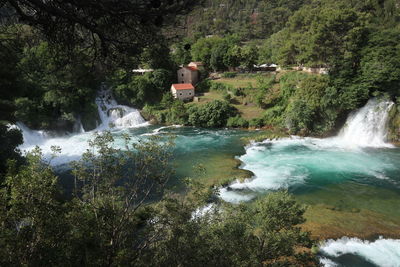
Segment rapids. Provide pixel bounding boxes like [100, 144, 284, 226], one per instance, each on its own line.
[319, 237, 400, 267]
[17, 87, 149, 165]
[219, 98, 397, 203]
[15, 95, 400, 266]
[216, 97, 400, 266]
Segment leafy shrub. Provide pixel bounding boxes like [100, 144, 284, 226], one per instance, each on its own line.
[222, 92, 232, 102]
[232, 87, 245, 96]
[222, 72, 237, 78]
[187, 100, 238, 127]
[227, 115, 249, 128]
[210, 82, 231, 91]
[196, 79, 212, 93]
[249, 118, 265, 128]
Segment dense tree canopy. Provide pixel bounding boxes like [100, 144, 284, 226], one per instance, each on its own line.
[0, 0, 198, 61]
[0, 133, 318, 266]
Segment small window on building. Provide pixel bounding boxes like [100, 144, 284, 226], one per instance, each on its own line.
[180, 93, 182, 95]
[181, 73, 184, 77]
[189, 93, 191, 95]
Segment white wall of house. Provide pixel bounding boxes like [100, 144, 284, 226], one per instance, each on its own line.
[171, 87, 195, 101]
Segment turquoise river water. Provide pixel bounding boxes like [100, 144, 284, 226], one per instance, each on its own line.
[16, 94, 400, 267]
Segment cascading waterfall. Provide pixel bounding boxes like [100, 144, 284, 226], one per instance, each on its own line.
[16, 122, 48, 147]
[220, 97, 397, 203]
[16, 85, 148, 165]
[216, 97, 400, 266]
[95, 86, 147, 130]
[337, 98, 394, 147]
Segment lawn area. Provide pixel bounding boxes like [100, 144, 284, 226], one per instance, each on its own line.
[188, 90, 265, 120]
[186, 73, 278, 120]
[213, 73, 273, 89]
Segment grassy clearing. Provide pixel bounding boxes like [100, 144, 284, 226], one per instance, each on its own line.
[214, 73, 273, 89]
[189, 90, 265, 120]
[189, 74, 270, 120]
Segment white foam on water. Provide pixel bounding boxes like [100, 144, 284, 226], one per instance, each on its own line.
[219, 98, 397, 203]
[16, 86, 149, 166]
[320, 237, 400, 267]
[16, 122, 49, 147]
[319, 257, 338, 267]
[95, 88, 149, 130]
[219, 186, 256, 204]
[140, 125, 182, 136]
[336, 98, 394, 148]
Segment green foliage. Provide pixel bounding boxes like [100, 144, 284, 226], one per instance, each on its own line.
[188, 100, 238, 127]
[249, 118, 265, 128]
[191, 35, 257, 71]
[0, 124, 23, 181]
[0, 35, 100, 131]
[222, 92, 232, 103]
[145, 191, 317, 267]
[140, 43, 175, 70]
[240, 45, 259, 70]
[1, 133, 175, 265]
[210, 81, 233, 92]
[164, 101, 189, 125]
[0, 134, 318, 266]
[191, 36, 225, 68]
[227, 116, 249, 128]
[260, 72, 339, 134]
[171, 40, 193, 66]
[254, 75, 277, 108]
[224, 45, 242, 69]
[265, 3, 369, 67]
[357, 29, 400, 98]
[222, 72, 237, 78]
[185, 0, 307, 40]
[210, 42, 229, 71]
[0, 148, 67, 265]
[196, 79, 212, 93]
[110, 68, 173, 108]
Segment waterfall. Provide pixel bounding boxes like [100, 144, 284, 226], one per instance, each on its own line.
[72, 117, 85, 133]
[15, 85, 148, 165]
[15, 122, 48, 147]
[337, 98, 394, 147]
[95, 87, 147, 130]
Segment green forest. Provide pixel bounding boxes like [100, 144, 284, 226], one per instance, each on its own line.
[1, 0, 400, 266]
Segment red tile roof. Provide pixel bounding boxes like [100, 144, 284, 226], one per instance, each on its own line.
[185, 66, 198, 71]
[172, 83, 195, 90]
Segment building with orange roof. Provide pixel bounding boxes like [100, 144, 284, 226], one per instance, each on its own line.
[170, 83, 195, 101]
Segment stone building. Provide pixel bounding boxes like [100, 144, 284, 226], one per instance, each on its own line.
[177, 66, 199, 85]
[170, 83, 195, 101]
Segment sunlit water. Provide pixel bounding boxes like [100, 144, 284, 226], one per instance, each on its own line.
[15, 96, 400, 267]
